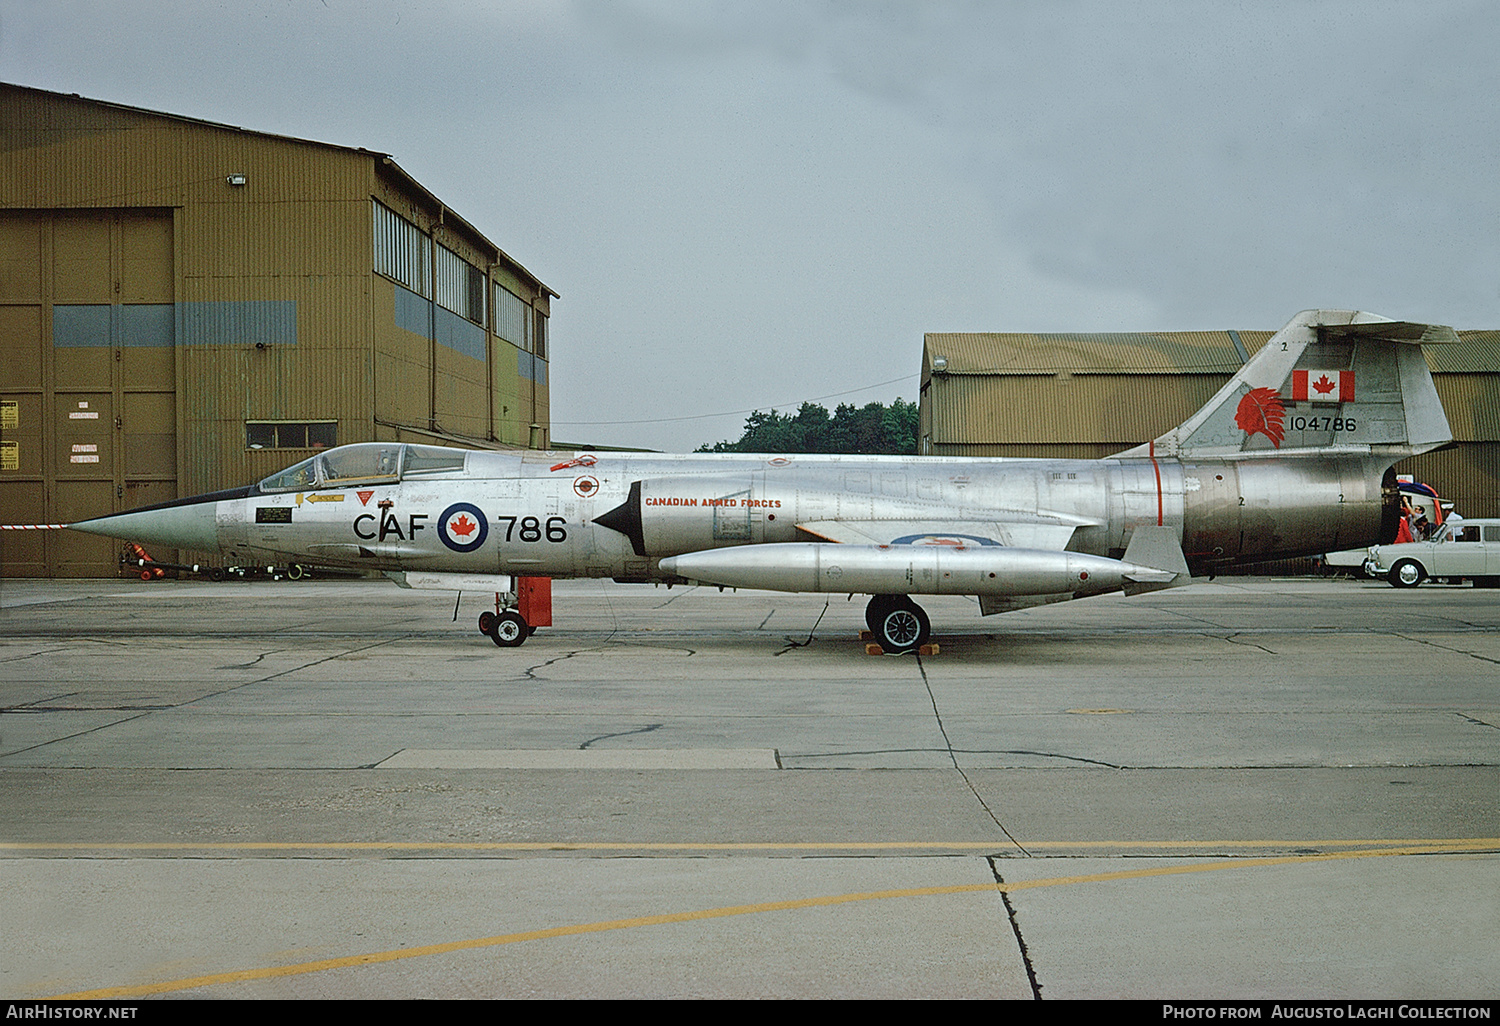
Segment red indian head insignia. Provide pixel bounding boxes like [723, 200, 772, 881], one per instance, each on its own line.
[1235, 387, 1285, 447]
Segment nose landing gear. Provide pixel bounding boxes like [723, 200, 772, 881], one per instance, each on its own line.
[476, 585, 535, 648]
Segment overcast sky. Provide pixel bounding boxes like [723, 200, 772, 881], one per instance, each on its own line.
[6, 1, 1498, 451]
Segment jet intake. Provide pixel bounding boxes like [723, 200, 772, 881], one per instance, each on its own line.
[660, 543, 1184, 598]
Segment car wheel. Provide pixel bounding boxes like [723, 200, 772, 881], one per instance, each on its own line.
[1389, 559, 1426, 588]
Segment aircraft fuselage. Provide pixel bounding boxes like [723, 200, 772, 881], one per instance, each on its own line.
[188, 449, 1390, 582]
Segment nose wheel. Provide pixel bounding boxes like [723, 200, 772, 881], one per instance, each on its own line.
[865, 594, 931, 654]
[477, 608, 531, 647]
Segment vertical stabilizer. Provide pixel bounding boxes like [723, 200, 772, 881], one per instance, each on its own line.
[1113, 310, 1454, 459]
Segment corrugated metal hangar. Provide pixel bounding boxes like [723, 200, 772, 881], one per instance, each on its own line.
[920, 329, 1500, 521]
[0, 84, 555, 577]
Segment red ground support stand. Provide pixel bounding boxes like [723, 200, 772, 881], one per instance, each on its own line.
[517, 576, 552, 628]
[125, 543, 165, 580]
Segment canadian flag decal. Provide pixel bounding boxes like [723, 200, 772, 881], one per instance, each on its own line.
[1292, 369, 1354, 403]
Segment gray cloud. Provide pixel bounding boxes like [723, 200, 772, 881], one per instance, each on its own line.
[5, 1, 1495, 450]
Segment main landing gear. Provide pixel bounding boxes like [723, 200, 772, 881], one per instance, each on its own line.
[864, 594, 931, 654]
[477, 607, 531, 647]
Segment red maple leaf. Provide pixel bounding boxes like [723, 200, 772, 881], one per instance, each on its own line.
[449, 514, 476, 537]
[1234, 387, 1285, 447]
[1313, 374, 1336, 395]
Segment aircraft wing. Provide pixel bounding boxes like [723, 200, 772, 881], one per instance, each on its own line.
[796, 519, 1079, 551]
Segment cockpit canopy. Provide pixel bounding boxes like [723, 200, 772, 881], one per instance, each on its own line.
[256, 443, 469, 493]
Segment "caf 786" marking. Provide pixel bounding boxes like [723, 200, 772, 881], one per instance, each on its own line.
[353, 512, 568, 543]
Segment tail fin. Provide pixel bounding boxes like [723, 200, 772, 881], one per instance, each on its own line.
[1114, 309, 1454, 459]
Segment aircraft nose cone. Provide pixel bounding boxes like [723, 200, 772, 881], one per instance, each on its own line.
[69, 498, 223, 553]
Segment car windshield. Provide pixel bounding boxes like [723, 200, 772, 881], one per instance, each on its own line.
[256, 443, 467, 493]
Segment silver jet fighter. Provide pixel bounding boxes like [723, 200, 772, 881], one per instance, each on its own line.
[69, 309, 1455, 651]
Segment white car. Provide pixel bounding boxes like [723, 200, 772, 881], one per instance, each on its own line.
[1364, 518, 1500, 588]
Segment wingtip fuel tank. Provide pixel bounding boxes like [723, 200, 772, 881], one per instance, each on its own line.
[659, 542, 1188, 599]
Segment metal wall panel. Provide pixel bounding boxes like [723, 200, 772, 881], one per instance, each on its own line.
[926, 372, 1227, 446]
[2, 305, 44, 389]
[1432, 374, 1500, 441]
[0, 215, 43, 303]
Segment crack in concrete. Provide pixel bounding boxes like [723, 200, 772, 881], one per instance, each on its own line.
[522, 649, 586, 681]
[916, 653, 1031, 856]
[783, 748, 1126, 768]
[1458, 712, 1500, 732]
[1219, 633, 1277, 655]
[1, 692, 81, 711]
[0, 711, 153, 759]
[1383, 631, 1500, 666]
[651, 585, 698, 610]
[216, 652, 272, 670]
[988, 856, 1043, 1000]
[0, 646, 73, 665]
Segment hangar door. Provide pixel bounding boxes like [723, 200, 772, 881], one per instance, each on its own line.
[0, 209, 177, 577]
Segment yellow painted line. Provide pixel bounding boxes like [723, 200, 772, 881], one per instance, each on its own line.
[3, 838, 1499, 853]
[45, 842, 1498, 1000]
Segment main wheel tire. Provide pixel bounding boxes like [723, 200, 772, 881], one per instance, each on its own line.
[875, 600, 930, 654]
[865, 594, 900, 637]
[490, 610, 529, 647]
[1389, 559, 1426, 588]
[478, 611, 496, 636]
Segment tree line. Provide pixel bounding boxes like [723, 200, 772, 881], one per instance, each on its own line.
[697, 399, 918, 455]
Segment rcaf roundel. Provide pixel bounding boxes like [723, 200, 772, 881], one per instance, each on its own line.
[438, 502, 488, 553]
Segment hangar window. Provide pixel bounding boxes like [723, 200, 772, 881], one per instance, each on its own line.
[534, 308, 548, 361]
[246, 421, 338, 451]
[495, 285, 529, 350]
[436, 244, 486, 326]
[373, 202, 430, 297]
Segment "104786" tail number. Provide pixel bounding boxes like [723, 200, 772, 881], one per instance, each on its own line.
[1288, 415, 1356, 432]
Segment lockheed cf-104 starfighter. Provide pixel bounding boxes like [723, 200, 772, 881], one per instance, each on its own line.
[67, 309, 1456, 651]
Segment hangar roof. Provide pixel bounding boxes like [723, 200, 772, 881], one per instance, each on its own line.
[922, 331, 1272, 376]
[923, 328, 1500, 377]
[1, 82, 555, 298]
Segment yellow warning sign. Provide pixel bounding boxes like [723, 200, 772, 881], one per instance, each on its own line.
[0, 401, 16, 429]
[1, 440, 17, 471]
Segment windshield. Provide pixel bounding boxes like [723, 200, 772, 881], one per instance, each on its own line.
[256, 442, 468, 493]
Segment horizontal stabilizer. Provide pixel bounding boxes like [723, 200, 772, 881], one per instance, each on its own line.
[1319, 321, 1459, 345]
[1121, 525, 1192, 595]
